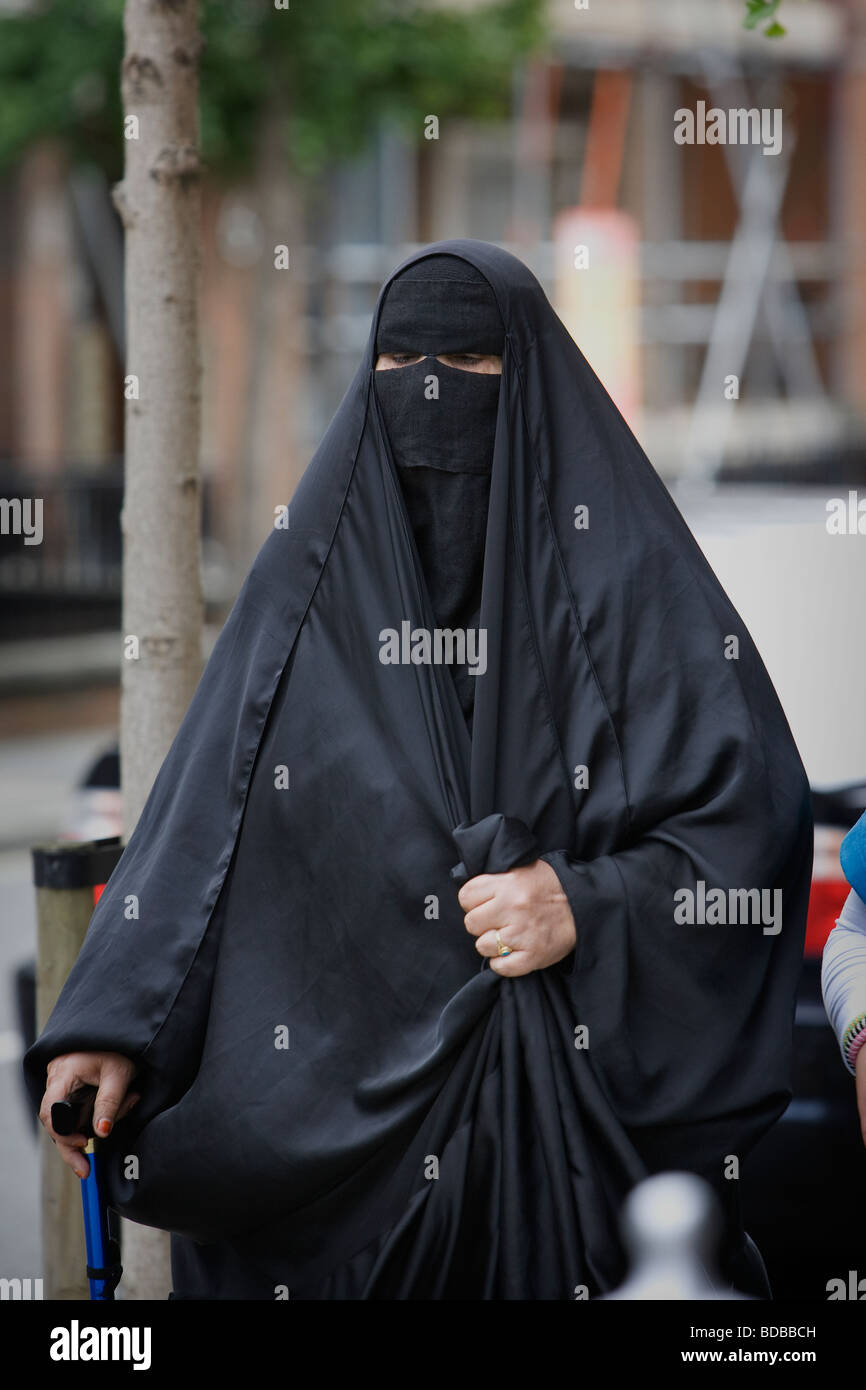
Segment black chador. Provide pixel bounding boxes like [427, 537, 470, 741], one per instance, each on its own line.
[24, 242, 813, 1299]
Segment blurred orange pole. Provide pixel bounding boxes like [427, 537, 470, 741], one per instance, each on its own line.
[580, 70, 633, 209]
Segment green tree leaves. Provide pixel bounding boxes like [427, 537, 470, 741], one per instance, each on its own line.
[0, 0, 543, 176]
[743, 1, 787, 38]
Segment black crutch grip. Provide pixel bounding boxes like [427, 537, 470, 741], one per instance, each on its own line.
[51, 1083, 98, 1138]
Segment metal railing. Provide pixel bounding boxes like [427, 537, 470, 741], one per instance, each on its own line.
[0, 466, 123, 600]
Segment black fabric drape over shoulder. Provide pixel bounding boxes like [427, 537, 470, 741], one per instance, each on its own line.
[24, 240, 813, 1300]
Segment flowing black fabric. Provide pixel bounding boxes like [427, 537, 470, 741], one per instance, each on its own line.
[23, 239, 813, 1301]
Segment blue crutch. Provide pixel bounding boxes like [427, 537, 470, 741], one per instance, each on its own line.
[51, 1083, 122, 1300]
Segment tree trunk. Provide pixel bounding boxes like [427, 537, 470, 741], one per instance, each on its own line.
[111, 0, 204, 1300]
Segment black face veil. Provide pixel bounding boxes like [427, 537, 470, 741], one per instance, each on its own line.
[23, 240, 813, 1300]
[374, 255, 505, 727]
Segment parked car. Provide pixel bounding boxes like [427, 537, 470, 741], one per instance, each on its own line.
[742, 782, 866, 1300]
[678, 483, 866, 1300]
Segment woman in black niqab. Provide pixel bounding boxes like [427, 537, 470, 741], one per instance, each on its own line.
[24, 241, 813, 1300]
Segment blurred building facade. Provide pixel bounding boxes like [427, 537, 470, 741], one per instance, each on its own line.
[1, 0, 864, 638]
